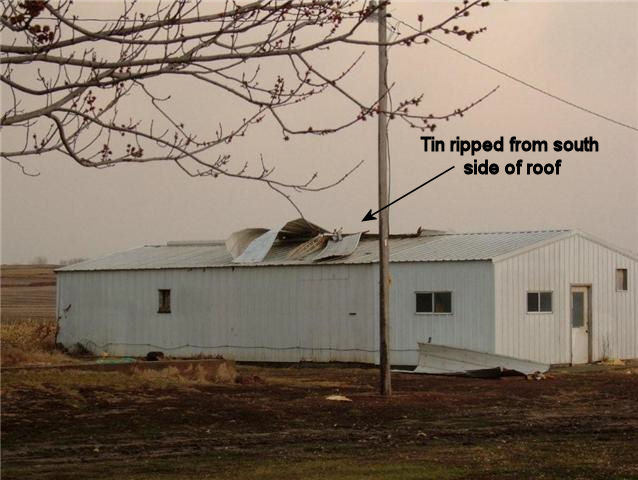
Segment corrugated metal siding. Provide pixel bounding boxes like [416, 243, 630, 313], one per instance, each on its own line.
[384, 261, 495, 365]
[494, 234, 637, 364]
[57, 230, 570, 271]
[57, 264, 377, 363]
[57, 260, 494, 365]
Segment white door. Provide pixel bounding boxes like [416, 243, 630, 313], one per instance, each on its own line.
[571, 286, 590, 364]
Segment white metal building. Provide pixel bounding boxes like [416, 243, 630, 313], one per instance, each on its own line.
[56, 229, 637, 365]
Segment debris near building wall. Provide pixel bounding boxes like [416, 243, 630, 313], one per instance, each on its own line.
[396, 343, 550, 378]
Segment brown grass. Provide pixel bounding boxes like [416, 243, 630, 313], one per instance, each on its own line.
[1, 265, 72, 366]
[1, 318, 71, 366]
[1, 366, 218, 401]
[132, 365, 213, 385]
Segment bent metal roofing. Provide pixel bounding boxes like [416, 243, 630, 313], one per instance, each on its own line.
[58, 229, 572, 272]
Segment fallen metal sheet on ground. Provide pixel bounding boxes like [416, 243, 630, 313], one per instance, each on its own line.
[395, 343, 550, 377]
[393, 366, 507, 378]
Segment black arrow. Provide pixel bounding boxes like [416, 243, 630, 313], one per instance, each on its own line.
[362, 165, 455, 222]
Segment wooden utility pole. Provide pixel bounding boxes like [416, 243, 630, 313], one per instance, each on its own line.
[377, 0, 391, 396]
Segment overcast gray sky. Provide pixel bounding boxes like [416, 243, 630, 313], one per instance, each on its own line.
[1, 1, 637, 264]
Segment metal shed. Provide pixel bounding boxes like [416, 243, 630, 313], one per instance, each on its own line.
[56, 229, 637, 365]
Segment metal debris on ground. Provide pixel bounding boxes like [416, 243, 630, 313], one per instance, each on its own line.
[395, 343, 550, 378]
[325, 395, 352, 402]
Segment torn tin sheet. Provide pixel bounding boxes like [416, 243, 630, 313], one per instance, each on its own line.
[397, 343, 550, 377]
[225, 228, 269, 260]
[232, 227, 281, 264]
[278, 218, 327, 239]
[314, 232, 363, 262]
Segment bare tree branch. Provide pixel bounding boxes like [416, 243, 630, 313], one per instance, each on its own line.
[1, 0, 494, 211]
[3, 156, 40, 176]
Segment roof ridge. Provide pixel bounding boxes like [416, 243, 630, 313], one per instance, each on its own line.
[424, 229, 572, 236]
[150, 230, 573, 246]
[166, 240, 226, 246]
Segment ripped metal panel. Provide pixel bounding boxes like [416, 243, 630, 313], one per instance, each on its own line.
[226, 228, 269, 259]
[314, 232, 363, 262]
[229, 218, 330, 263]
[287, 235, 328, 260]
[279, 218, 327, 240]
[233, 228, 281, 264]
[412, 343, 549, 376]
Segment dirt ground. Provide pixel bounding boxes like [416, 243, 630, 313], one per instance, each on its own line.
[2, 265, 638, 479]
[2, 363, 638, 480]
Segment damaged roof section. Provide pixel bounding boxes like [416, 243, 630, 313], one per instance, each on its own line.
[278, 218, 327, 240]
[56, 227, 574, 272]
[225, 228, 269, 260]
[230, 228, 279, 264]
[227, 218, 362, 264]
[314, 232, 362, 261]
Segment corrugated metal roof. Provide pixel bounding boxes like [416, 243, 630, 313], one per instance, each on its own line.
[58, 230, 571, 272]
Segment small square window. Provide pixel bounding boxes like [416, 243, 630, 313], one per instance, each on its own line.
[616, 269, 628, 291]
[158, 289, 171, 313]
[416, 292, 452, 314]
[527, 291, 552, 313]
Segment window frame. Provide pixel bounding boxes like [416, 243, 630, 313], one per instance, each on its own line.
[415, 291, 453, 315]
[616, 268, 628, 292]
[526, 290, 553, 314]
[158, 288, 172, 314]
